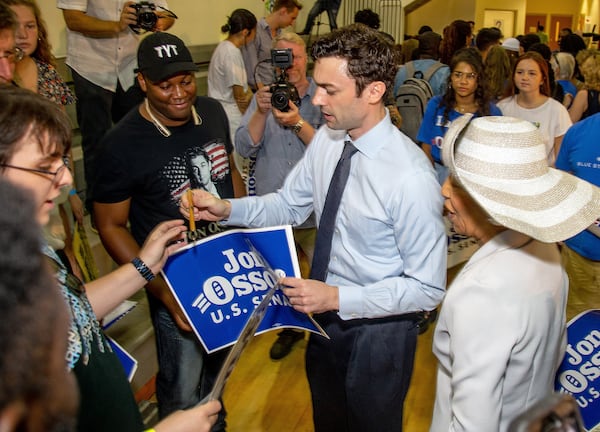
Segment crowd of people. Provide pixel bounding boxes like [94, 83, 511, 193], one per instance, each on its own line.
[1, 1, 600, 432]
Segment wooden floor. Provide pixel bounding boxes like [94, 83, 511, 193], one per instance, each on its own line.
[222, 317, 438, 432]
[222, 264, 467, 432]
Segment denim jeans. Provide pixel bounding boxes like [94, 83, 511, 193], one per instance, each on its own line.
[147, 294, 228, 430]
[302, 0, 341, 33]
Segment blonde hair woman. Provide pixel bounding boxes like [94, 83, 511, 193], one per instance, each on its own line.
[568, 49, 600, 122]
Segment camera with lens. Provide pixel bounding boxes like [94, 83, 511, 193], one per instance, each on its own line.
[130, 1, 158, 32]
[270, 48, 301, 112]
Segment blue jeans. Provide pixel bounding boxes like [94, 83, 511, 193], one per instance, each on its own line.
[147, 294, 227, 429]
[302, 0, 341, 32]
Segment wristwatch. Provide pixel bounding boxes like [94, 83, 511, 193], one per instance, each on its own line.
[292, 119, 305, 134]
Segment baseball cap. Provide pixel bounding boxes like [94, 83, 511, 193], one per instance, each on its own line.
[501, 37, 520, 52]
[136, 32, 199, 82]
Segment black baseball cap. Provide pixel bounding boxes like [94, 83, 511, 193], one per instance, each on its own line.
[136, 32, 199, 82]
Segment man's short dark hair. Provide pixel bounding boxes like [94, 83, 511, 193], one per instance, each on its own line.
[311, 23, 399, 100]
[418, 25, 433, 35]
[273, 0, 302, 12]
[0, 3, 17, 31]
[520, 33, 541, 52]
[475, 27, 503, 52]
[418, 31, 442, 59]
[354, 9, 380, 30]
[560, 33, 586, 57]
[528, 42, 551, 61]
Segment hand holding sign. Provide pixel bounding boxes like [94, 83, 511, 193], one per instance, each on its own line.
[161, 225, 327, 353]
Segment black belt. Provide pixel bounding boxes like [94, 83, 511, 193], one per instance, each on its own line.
[315, 310, 427, 328]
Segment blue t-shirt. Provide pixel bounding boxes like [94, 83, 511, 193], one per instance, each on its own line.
[558, 79, 577, 98]
[416, 95, 502, 164]
[555, 112, 600, 260]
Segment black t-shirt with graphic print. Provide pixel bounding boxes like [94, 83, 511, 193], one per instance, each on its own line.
[93, 96, 235, 246]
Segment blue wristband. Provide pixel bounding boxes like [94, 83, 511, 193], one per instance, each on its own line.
[69, 188, 77, 196]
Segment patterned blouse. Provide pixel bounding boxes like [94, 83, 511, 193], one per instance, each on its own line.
[43, 244, 109, 369]
[34, 58, 76, 106]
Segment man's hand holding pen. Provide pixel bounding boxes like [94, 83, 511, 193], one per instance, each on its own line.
[180, 189, 232, 223]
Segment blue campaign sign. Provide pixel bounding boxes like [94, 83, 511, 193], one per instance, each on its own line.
[554, 309, 600, 431]
[161, 225, 326, 353]
[106, 337, 138, 382]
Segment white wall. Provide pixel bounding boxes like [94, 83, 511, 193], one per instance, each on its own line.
[39, 1, 314, 58]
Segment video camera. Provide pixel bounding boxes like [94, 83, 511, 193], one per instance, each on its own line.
[129, 2, 178, 34]
[270, 48, 301, 112]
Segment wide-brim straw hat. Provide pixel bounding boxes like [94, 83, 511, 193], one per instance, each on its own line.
[441, 114, 600, 243]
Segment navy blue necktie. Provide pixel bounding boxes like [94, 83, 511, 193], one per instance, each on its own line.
[310, 140, 358, 282]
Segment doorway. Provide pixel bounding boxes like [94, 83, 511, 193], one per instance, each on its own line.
[525, 14, 545, 35]
[550, 15, 574, 51]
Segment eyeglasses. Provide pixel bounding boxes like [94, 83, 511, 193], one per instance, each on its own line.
[0, 156, 70, 185]
[0, 47, 24, 64]
[452, 71, 478, 81]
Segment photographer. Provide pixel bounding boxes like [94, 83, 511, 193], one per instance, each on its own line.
[58, 0, 174, 210]
[235, 31, 323, 359]
[241, 0, 302, 91]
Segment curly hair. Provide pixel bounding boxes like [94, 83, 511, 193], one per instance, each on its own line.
[0, 179, 75, 431]
[354, 8, 380, 30]
[441, 47, 493, 122]
[439, 20, 472, 65]
[577, 49, 600, 91]
[510, 51, 551, 97]
[3, 0, 54, 66]
[0, 87, 72, 165]
[311, 23, 399, 100]
[484, 45, 512, 100]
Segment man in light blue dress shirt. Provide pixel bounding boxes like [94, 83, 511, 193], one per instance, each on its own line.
[183, 24, 446, 432]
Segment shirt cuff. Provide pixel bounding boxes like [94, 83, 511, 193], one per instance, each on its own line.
[337, 284, 364, 320]
[225, 199, 243, 225]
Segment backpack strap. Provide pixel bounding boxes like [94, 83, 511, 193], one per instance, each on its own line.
[404, 61, 416, 80]
[422, 61, 445, 82]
